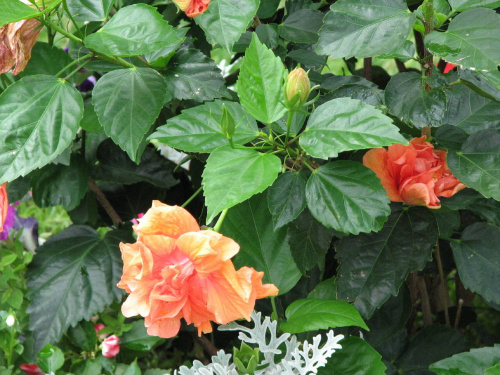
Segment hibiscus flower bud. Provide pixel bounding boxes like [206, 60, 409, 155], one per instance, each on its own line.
[284, 68, 310, 109]
[172, 0, 210, 17]
[0, 183, 8, 232]
[102, 335, 120, 358]
[220, 104, 235, 139]
[20, 364, 45, 375]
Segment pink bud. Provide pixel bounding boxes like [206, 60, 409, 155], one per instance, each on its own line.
[94, 323, 106, 334]
[20, 364, 45, 375]
[102, 335, 120, 358]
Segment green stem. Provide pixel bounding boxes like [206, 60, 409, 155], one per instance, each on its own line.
[301, 157, 315, 173]
[270, 296, 279, 321]
[63, 58, 92, 80]
[56, 53, 93, 77]
[40, 17, 83, 44]
[181, 186, 203, 208]
[284, 111, 294, 146]
[62, 0, 84, 39]
[213, 209, 228, 233]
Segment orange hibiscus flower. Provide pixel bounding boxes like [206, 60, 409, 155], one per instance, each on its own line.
[172, 0, 210, 17]
[363, 137, 465, 209]
[0, 183, 8, 232]
[117, 201, 278, 338]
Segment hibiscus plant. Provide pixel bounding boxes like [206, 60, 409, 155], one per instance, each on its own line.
[1, 0, 500, 373]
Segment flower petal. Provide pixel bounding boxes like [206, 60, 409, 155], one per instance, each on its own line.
[363, 148, 401, 201]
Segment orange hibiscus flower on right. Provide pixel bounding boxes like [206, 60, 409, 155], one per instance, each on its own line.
[363, 137, 466, 209]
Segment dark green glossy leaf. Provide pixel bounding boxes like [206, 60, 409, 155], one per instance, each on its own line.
[279, 9, 323, 44]
[122, 359, 141, 375]
[385, 72, 446, 128]
[37, 344, 64, 373]
[92, 68, 169, 162]
[236, 33, 287, 124]
[448, 0, 500, 11]
[257, 0, 280, 18]
[67, 320, 97, 352]
[281, 298, 369, 333]
[220, 192, 301, 295]
[0, 75, 83, 182]
[433, 207, 460, 239]
[288, 209, 334, 274]
[31, 155, 89, 211]
[430, 345, 500, 375]
[459, 69, 500, 103]
[306, 161, 391, 235]
[80, 105, 103, 132]
[202, 146, 281, 223]
[143, 29, 187, 68]
[19, 43, 73, 79]
[120, 320, 164, 352]
[316, 0, 415, 59]
[91, 140, 178, 188]
[67, 0, 116, 21]
[27, 225, 134, 355]
[377, 40, 416, 62]
[6, 176, 30, 202]
[195, 0, 259, 53]
[84, 4, 178, 56]
[163, 49, 230, 102]
[71, 358, 102, 375]
[435, 125, 469, 151]
[319, 84, 385, 107]
[68, 192, 99, 226]
[307, 277, 337, 300]
[255, 24, 279, 49]
[300, 98, 406, 159]
[336, 206, 438, 317]
[447, 129, 500, 201]
[425, 9, 500, 72]
[318, 337, 386, 375]
[467, 198, 500, 226]
[150, 100, 258, 153]
[451, 223, 500, 304]
[268, 172, 307, 230]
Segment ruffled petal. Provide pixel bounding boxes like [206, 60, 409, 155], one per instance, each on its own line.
[185, 0, 210, 17]
[0, 183, 8, 232]
[363, 148, 401, 201]
[121, 279, 159, 317]
[145, 313, 182, 338]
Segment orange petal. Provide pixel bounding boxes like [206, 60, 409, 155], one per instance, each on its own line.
[117, 242, 145, 292]
[176, 232, 221, 274]
[200, 230, 240, 261]
[363, 148, 401, 202]
[145, 314, 182, 338]
[0, 183, 8, 232]
[121, 279, 159, 317]
[185, 0, 210, 17]
[135, 201, 200, 239]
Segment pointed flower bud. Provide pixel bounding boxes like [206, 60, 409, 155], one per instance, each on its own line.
[284, 68, 310, 109]
[172, 0, 210, 17]
[220, 104, 235, 139]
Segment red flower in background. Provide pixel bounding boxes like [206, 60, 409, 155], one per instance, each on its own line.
[0, 183, 8, 232]
[363, 137, 465, 209]
[172, 0, 210, 17]
[20, 364, 45, 375]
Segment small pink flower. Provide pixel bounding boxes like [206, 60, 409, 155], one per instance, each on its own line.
[94, 323, 106, 334]
[20, 364, 45, 375]
[102, 335, 120, 358]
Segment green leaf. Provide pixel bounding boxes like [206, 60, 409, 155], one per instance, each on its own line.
[0, 75, 83, 183]
[467, 198, 500, 226]
[306, 161, 391, 235]
[435, 125, 469, 151]
[451, 223, 500, 304]
[92, 68, 169, 162]
[80, 105, 103, 132]
[91, 139, 178, 188]
[300, 98, 407, 159]
[308, 277, 337, 300]
[385, 72, 447, 128]
[425, 9, 500, 72]
[459, 69, 500, 103]
[202, 146, 281, 223]
[84, 4, 178, 56]
[336, 206, 438, 317]
[37, 344, 64, 373]
[123, 359, 141, 375]
[255, 24, 280, 49]
[433, 207, 460, 239]
[71, 358, 102, 375]
[26, 225, 134, 355]
[0, 0, 41, 27]
[66, 0, 116, 21]
[316, 0, 415, 59]
[288, 209, 334, 274]
[267, 172, 307, 230]
[281, 298, 369, 333]
[150, 100, 258, 153]
[120, 320, 164, 352]
[377, 40, 416, 62]
[195, 0, 260, 53]
[447, 129, 500, 201]
[19, 43, 73, 79]
[486, 364, 500, 375]
[162, 49, 230, 102]
[31, 155, 89, 211]
[430, 345, 500, 375]
[318, 337, 386, 375]
[443, 84, 500, 134]
[279, 9, 323, 44]
[220, 192, 301, 295]
[257, 0, 280, 18]
[67, 320, 97, 352]
[448, 0, 500, 11]
[236, 33, 287, 124]
[143, 28, 187, 68]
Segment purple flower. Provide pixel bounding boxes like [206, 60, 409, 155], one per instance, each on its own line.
[0, 206, 15, 240]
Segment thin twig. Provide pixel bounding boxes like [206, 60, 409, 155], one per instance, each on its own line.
[434, 243, 450, 326]
[195, 333, 218, 357]
[88, 178, 123, 227]
[395, 59, 407, 73]
[454, 299, 464, 329]
[417, 276, 433, 326]
[363, 57, 372, 81]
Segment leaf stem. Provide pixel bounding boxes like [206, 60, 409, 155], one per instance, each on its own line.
[213, 209, 228, 233]
[88, 178, 123, 227]
[270, 296, 279, 321]
[40, 17, 82, 44]
[56, 53, 93, 77]
[62, 0, 84, 39]
[434, 242, 450, 326]
[284, 111, 294, 146]
[181, 186, 203, 208]
[63, 58, 92, 80]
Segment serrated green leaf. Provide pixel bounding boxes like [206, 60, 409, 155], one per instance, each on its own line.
[67, 320, 97, 352]
[467, 198, 500, 226]
[162, 49, 230, 102]
[19, 43, 73, 79]
[220, 192, 301, 294]
[451, 223, 500, 304]
[308, 277, 337, 300]
[150, 100, 258, 153]
[306, 161, 391, 235]
[202, 146, 281, 223]
[318, 337, 386, 375]
[435, 125, 469, 151]
[27, 225, 134, 355]
[120, 320, 164, 352]
[143, 28, 187, 68]
[256, 24, 279, 49]
[300, 98, 407, 159]
[430, 345, 500, 375]
[92, 68, 169, 162]
[288, 209, 334, 274]
[377, 40, 416, 62]
[385, 72, 447, 128]
[195, 0, 260, 53]
[459, 69, 500, 103]
[281, 298, 369, 333]
[448, 0, 500, 11]
[336, 205, 438, 317]
[71, 358, 102, 375]
[447, 129, 500, 201]
[0, 0, 40, 27]
[31, 154, 89, 211]
[236, 33, 287, 124]
[257, 0, 279, 18]
[316, 0, 415, 59]
[37, 344, 64, 373]
[90, 139, 178, 188]
[66, 0, 116, 21]
[425, 9, 500, 72]
[84, 4, 178, 56]
[267, 172, 307, 230]
[123, 359, 141, 375]
[0, 75, 83, 183]
[279, 9, 323, 44]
